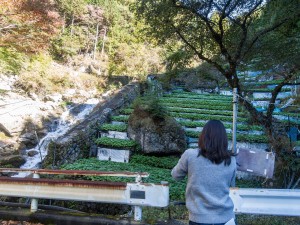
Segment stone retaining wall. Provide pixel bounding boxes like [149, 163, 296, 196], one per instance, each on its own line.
[44, 82, 141, 168]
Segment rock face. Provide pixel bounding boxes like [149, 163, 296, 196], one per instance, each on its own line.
[0, 155, 26, 167]
[0, 73, 96, 167]
[0, 89, 64, 166]
[127, 109, 187, 155]
[44, 82, 141, 168]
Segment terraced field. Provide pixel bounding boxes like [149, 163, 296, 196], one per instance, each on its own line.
[102, 90, 269, 153]
[64, 84, 299, 224]
[97, 85, 299, 157]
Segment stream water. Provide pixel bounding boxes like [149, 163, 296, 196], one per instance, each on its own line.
[13, 98, 99, 177]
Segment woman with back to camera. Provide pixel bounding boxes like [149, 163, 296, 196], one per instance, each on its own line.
[171, 120, 236, 225]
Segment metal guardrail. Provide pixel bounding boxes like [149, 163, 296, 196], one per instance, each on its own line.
[1, 169, 300, 221]
[0, 168, 149, 180]
[230, 188, 300, 216]
[0, 168, 169, 221]
[171, 188, 300, 218]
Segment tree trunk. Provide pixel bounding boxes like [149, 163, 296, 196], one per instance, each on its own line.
[71, 15, 74, 37]
[62, 13, 66, 34]
[93, 23, 99, 60]
[101, 27, 107, 59]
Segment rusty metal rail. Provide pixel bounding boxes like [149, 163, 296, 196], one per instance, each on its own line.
[0, 168, 168, 221]
[0, 168, 149, 179]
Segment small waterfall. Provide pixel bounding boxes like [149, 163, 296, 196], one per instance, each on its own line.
[14, 98, 99, 177]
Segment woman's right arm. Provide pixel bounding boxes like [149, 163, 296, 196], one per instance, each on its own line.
[171, 150, 188, 181]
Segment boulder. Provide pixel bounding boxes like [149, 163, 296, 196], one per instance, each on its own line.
[0, 155, 26, 167]
[43, 93, 63, 103]
[19, 132, 38, 149]
[27, 150, 39, 157]
[0, 140, 19, 157]
[127, 110, 187, 155]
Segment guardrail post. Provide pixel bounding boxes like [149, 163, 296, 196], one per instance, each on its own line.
[133, 174, 143, 221]
[134, 206, 142, 221]
[30, 173, 40, 212]
[135, 175, 142, 183]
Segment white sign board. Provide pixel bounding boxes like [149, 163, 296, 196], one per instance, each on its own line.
[98, 147, 130, 163]
[236, 148, 275, 178]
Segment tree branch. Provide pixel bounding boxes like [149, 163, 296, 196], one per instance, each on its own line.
[292, 177, 300, 189]
[205, 0, 214, 18]
[266, 69, 296, 119]
[172, 1, 234, 63]
[0, 24, 18, 31]
[244, 0, 263, 23]
[287, 171, 295, 189]
[172, 25, 226, 75]
[234, 0, 263, 61]
[242, 13, 299, 59]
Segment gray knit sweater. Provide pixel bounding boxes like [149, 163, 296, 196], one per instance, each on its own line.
[171, 148, 236, 224]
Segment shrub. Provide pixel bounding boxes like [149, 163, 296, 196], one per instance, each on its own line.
[100, 123, 127, 132]
[61, 158, 186, 200]
[95, 137, 137, 150]
[133, 94, 169, 120]
[0, 47, 25, 74]
[130, 154, 179, 169]
[14, 53, 106, 96]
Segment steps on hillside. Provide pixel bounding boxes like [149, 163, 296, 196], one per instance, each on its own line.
[95, 87, 298, 168]
[97, 147, 130, 163]
[188, 141, 268, 151]
[184, 127, 264, 135]
[101, 131, 128, 139]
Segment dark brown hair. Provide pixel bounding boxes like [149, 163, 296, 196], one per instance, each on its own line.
[198, 120, 232, 166]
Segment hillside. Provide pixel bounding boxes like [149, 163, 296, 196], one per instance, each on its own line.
[0, 0, 299, 224]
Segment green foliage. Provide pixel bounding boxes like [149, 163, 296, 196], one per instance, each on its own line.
[51, 33, 83, 61]
[59, 158, 300, 224]
[61, 157, 186, 200]
[170, 112, 247, 123]
[243, 0, 300, 70]
[45, 131, 91, 168]
[133, 94, 169, 120]
[246, 88, 292, 93]
[236, 179, 263, 188]
[160, 97, 232, 106]
[118, 108, 134, 115]
[272, 111, 300, 117]
[166, 107, 237, 117]
[86, 0, 164, 78]
[179, 120, 263, 131]
[130, 154, 179, 170]
[164, 45, 196, 73]
[111, 115, 129, 122]
[245, 79, 285, 85]
[186, 130, 268, 143]
[55, 0, 86, 18]
[60, 101, 73, 108]
[14, 55, 74, 95]
[12, 52, 106, 95]
[276, 151, 300, 188]
[100, 123, 127, 132]
[0, 89, 8, 95]
[237, 214, 300, 225]
[0, 47, 25, 74]
[95, 137, 137, 149]
[162, 102, 232, 111]
[163, 93, 232, 101]
[134, 0, 299, 166]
